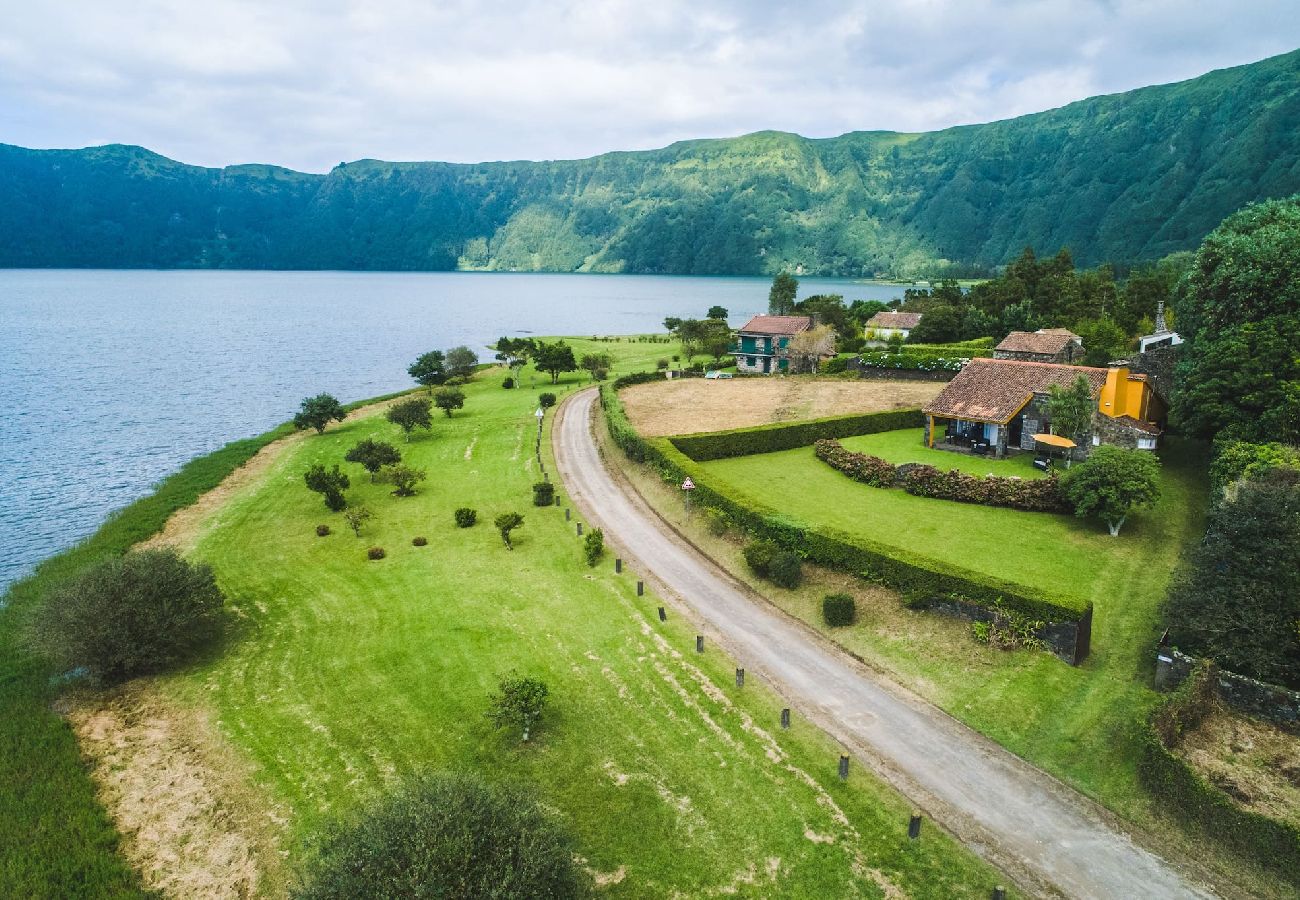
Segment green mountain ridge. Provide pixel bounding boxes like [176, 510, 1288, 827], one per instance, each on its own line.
[2, 49, 1298, 276]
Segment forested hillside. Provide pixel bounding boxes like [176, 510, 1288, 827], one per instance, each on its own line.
[1, 49, 1297, 276]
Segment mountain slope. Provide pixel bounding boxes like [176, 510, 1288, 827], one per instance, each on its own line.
[1, 50, 1297, 276]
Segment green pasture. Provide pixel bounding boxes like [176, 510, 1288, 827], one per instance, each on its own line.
[168, 351, 1009, 896]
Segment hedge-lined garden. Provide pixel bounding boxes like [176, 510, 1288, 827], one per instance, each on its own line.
[601, 382, 1089, 629]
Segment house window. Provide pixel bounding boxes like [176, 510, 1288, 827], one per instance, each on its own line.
[747, 356, 756, 367]
[1137, 437, 1157, 450]
[1092, 434, 1100, 446]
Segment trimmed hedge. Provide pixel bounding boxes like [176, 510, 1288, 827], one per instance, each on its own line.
[669, 408, 925, 461]
[1138, 663, 1300, 884]
[823, 593, 856, 627]
[599, 383, 1088, 625]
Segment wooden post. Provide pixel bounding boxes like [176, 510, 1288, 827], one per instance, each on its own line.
[780, 708, 790, 729]
[735, 668, 744, 687]
[637, 580, 644, 596]
[615, 558, 622, 573]
[576, 522, 583, 536]
[908, 812, 922, 839]
[991, 887, 1006, 900]
[657, 606, 665, 621]
[838, 755, 849, 780]
[695, 635, 704, 653]
[565, 508, 571, 521]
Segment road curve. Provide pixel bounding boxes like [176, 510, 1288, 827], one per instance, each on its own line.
[553, 388, 1214, 900]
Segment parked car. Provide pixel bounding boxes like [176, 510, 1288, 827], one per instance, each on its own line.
[704, 370, 734, 379]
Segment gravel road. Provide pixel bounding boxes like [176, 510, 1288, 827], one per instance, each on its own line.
[553, 387, 1216, 900]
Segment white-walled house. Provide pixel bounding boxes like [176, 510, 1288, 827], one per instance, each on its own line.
[863, 311, 922, 342]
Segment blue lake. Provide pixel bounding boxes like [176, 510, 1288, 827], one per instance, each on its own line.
[0, 269, 909, 589]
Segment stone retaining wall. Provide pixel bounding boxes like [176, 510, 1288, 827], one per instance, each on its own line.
[1155, 648, 1300, 730]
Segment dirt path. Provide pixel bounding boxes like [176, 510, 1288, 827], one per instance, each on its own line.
[554, 388, 1216, 900]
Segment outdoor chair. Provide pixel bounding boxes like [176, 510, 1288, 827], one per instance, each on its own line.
[1033, 455, 1052, 472]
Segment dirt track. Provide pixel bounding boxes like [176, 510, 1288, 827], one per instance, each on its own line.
[621, 377, 942, 436]
[554, 387, 1216, 900]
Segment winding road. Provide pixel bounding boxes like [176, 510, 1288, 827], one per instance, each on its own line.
[553, 388, 1215, 900]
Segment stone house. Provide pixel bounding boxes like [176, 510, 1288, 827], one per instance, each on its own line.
[993, 329, 1085, 364]
[863, 310, 922, 342]
[921, 358, 1165, 458]
[733, 314, 814, 374]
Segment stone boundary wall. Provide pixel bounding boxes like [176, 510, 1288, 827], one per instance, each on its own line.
[846, 363, 956, 382]
[926, 597, 1090, 665]
[1155, 648, 1300, 730]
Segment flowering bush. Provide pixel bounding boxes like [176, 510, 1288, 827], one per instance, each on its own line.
[854, 351, 970, 372]
[814, 439, 897, 487]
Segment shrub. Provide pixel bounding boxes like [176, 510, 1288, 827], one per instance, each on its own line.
[292, 773, 586, 899]
[379, 464, 428, 497]
[494, 512, 524, 549]
[538, 392, 557, 409]
[386, 396, 434, 440]
[743, 540, 779, 576]
[768, 550, 803, 588]
[532, 481, 555, 506]
[315, 524, 330, 537]
[412, 536, 427, 547]
[486, 673, 551, 742]
[433, 386, 466, 417]
[25, 548, 226, 683]
[502, 376, 515, 389]
[1061, 445, 1161, 536]
[454, 507, 477, 528]
[367, 547, 386, 561]
[583, 528, 604, 567]
[814, 439, 897, 487]
[703, 507, 730, 536]
[822, 356, 849, 374]
[656, 358, 670, 370]
[823, 593, 856, 626]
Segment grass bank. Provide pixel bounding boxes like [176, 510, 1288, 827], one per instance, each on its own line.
[169, 352, 1012, 896]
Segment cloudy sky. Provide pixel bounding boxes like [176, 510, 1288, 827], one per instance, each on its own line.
[1, 1, 1297, 172]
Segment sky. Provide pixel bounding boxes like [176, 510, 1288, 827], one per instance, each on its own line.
[1, 1, 1297, 173]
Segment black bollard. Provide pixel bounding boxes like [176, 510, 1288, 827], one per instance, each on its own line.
[838, 755, 849, 780]
[908, 813, 922, 840]
[577, 522, 583, 536]
[695, 635, 704, 653]
[657, 606, 665, 621]
[991, 888, 1006, 900]
[637, 580, 644, 596]
[555, 496, 561, 507]
[565, 508, 571, 521]
[543, 472, 549, 482]
[735, 668, 744, 687]
[780, 708, 790, 729]
[615, 558, 622, 573]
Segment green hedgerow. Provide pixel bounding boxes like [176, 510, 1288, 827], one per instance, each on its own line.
[823, 593, 856, 627]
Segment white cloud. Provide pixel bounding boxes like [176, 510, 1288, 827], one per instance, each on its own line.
[0, 0, 1295, 171]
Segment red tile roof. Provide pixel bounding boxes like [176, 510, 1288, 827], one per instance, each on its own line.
[865, 311, 923, 329]
[995, 331, 1078, 355]
[738, 315, 812, 335]
[923, 358, 1109, 424]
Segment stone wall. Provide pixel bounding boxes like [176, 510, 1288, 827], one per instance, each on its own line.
[1124, 344, 1182, 404]
[1155, 648, 1300, 731]
[926, 596, 1091, 665]
[847, 361, 956, 382]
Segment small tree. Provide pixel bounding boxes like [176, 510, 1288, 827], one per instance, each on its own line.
[293, 773, 586, 899]
[699, 318, 734, 364]
[768, 271, 798, 315]
[1061, 445, 1161, 536]
[294, 393, 347, 434]
[537, 392, 557, 410]
[445, 345, 479, 378]
[343, 505, 373, 537]
[344, 438, 401, 481]
[494, 512, 524, 549]
[25, 548, 226, 683]
[433, 386, 466, 418]
[706, 305, 728, 320]
[532, 341, 578, 384]
[486, 672, 550, 742]
[386, 396, 433, 440]
[408, 350, 447, 387]
[663, 316, 683, 333]
[380, 464, 427, 497]
[786, 324, 836, 374]
[580, 352, 613, 381]
[1047, 375, 1095, 458]
[583, 528, 604, 567]
[304, 463, 350, 511]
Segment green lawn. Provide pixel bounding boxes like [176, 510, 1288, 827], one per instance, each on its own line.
[838, 428, 1044, 479]
[165, 349, 1010, 897]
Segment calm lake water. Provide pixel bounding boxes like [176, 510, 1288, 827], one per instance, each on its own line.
[0, 269, 907, 589]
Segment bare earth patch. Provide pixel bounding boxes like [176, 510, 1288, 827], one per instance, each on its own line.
[64, 684, 288, 899]
[1177, 702, 1300, 829]
[621, 377, 942, 437]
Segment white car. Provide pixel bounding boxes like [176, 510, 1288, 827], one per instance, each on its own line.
[704, 370, 734, 379]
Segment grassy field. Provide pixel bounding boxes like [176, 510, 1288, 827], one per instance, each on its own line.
[605, 421, 1295, 895]
[139, 347, 1014, 896]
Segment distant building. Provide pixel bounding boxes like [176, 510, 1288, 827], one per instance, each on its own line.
[921, 357, 1165, 458]
[733, 315, 814, 374]
[863, 311, 922, 342]
[1138, 301, 1184, 353]
[994, 329, 1084, 364]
